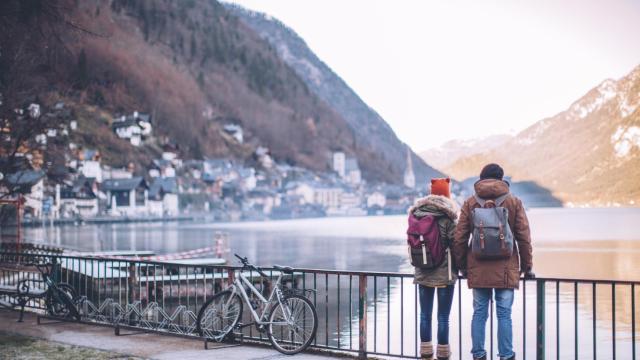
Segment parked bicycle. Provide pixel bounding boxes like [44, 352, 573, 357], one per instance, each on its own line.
[196, 254, 318, 355]
[35, 263, 81, 321]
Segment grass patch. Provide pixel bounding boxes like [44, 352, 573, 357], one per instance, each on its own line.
[0, 331, 140, 359]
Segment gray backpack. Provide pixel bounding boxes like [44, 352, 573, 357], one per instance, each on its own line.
[471, 193, 514, 260]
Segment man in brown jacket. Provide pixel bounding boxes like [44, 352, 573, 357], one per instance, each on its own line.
[453, 164, 533, 360]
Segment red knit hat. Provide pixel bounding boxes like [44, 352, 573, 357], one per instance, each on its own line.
[430, 178, 451, 198]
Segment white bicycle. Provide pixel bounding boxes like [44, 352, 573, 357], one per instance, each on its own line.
[196, 254, 318, 355]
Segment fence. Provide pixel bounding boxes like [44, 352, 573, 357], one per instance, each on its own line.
[0, 251, 637, 359]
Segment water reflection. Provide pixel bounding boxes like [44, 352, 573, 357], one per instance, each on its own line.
[22, 210, 640, 280]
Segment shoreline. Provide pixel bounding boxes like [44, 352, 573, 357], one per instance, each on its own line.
[19, 214, 204, 228]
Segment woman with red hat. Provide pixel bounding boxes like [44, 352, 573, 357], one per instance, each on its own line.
[408, 178, 459, 359]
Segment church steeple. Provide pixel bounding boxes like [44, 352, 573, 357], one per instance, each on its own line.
[403, 146, 415, 189]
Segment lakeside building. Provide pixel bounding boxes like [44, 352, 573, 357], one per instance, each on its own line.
[344, 158, 361, 185]
[285, 182, 315, 205]
[102, 177, 149, 216]
[77, 149, 102, 182]
[4, 170, 46, 219]
[314, 185, 343, 210]
[151, 159, 176, 178]
[59, 177, 100, 218]
[332, 152, 346, 178]
[332, 152, 361, 185]
[366, 191, 386, 209]
[148, 177, 179, 216]
[244, 188, 280, 217]
[102, 166, 133, 180]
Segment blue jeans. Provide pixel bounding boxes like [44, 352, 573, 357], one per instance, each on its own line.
[418, 284, 455, 344]
[471, 288, 515, 359]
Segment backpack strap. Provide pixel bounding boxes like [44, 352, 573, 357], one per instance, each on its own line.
[494, 193, 510, 206]
[473, 193, 510, 207]
[472, 194, 486, 207]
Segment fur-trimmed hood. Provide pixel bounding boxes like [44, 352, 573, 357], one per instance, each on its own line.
[409, 195, 459, 221]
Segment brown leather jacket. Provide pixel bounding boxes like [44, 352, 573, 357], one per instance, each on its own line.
[453, 179, 533, 289]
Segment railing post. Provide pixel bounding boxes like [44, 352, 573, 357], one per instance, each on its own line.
[128, 261, 138, 304]
[51, 256, 61, 283]
[358, 275, 367, 359]
[536, 279, 546, 360]
[127, 261, 139, 324]
[227, 268, 235, 287]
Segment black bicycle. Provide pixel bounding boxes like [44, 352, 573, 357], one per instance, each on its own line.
[35, 263, 81, 320]
[197, 255, 318, 355]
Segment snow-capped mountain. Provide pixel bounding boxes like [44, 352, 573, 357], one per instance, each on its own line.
[420, 134, 513, 171]
[445, 65, 640, 206]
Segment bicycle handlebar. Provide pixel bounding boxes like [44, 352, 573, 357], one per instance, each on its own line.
[35, 263, 53, 273]
[234, 253, 268, 277]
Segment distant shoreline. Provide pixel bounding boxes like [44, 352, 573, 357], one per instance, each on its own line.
[19, 214, 202, 228]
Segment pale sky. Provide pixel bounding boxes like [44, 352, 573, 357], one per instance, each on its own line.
[226, 0, 640, 150]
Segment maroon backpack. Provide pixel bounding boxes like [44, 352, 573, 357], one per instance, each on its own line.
[407, 214, 446, 269]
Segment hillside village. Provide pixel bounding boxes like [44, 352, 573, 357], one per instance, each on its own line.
[3, 102, 432, 224]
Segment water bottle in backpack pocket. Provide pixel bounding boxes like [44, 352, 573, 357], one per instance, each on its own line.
[407, 214, 446, 269]
[471, 194, 514, 260]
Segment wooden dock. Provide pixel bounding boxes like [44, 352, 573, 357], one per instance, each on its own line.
[57, 260, 301, 300]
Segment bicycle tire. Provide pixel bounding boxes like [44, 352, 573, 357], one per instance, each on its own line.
[46, 283, 80, 320]
[57, 283, 78, 299]
[267, 294, 318, 355]
[196, 290, 243, 340]
[45, 283, 72, 316]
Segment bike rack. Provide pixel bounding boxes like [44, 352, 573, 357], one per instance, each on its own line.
[203, 325, 245, 350]
[37, 314, 76, 325]
[114, 323, 151, 336]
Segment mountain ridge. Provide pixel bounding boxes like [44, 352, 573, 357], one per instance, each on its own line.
[444, 65, 640, 206]
[225, 3, 444, 184]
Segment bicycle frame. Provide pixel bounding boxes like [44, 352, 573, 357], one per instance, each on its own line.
[229, 270, 291, 327]
[36, 264, 57, 291]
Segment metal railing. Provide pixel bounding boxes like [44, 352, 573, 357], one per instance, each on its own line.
[0, 251, 637, 359]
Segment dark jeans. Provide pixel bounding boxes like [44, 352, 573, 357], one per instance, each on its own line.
[419, 284, 455, 344]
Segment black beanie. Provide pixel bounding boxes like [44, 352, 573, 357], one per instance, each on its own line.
[480, 163, 504, 180]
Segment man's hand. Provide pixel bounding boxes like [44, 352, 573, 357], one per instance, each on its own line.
[522, 269, 536, 279]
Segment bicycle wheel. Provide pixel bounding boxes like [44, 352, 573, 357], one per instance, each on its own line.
[196, 290, 243, 340]
[46, 283, 80, 320]
[268, 294, 318, 355]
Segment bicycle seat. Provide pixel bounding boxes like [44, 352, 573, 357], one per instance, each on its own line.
[273, 265, 294, 274]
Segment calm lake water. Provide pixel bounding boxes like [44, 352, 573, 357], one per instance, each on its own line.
[23, 208, 640, 359]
